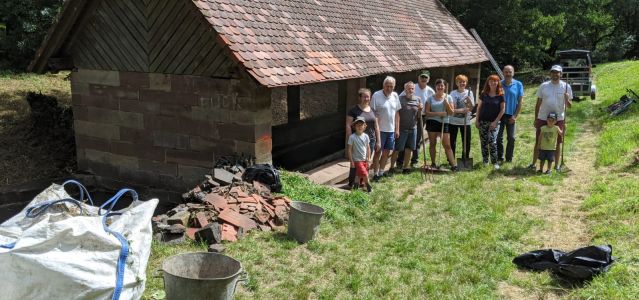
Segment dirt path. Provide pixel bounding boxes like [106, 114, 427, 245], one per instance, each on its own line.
[498, 123, 599, 299]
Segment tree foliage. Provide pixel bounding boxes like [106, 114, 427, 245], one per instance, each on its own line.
[439, 0, 634, 69]
[0, 0, 63, 70]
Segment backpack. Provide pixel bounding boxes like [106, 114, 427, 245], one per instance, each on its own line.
[242, 164, 282, 192]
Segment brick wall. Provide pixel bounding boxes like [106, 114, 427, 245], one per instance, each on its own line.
[71, 69, 273, 191]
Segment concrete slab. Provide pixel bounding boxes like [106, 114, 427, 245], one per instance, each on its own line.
[305, 159, 351, 185]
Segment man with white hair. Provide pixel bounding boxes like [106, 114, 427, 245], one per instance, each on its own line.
[529, 65, 573, 171]
[371, 76, 401, 181]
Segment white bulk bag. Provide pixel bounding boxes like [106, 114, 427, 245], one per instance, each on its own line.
[0, 180, 158, 300]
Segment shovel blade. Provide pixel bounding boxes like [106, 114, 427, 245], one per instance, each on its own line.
[456, 158, 474, 170]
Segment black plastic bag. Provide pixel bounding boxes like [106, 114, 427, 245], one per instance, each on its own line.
[513, 245, 615, 281]
[242, 164, 282, 192]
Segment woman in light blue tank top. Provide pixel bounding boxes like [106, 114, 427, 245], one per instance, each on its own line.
[424, 78, 457, 171]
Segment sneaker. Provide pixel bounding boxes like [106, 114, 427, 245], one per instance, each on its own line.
[402, 168, 411, 174]
[494, 164, 500, 170]
[351, 183, 360, 191]
[366, 185, 373, 193]
[537, 169, 543, 173]
[505, 159, 513, 163]
[555, 166, 561, 172]
[545, 170, 552, 175]
[372, 174, 381, 182]
[527, 163, 536, 170]
[451, 166, 458, 172]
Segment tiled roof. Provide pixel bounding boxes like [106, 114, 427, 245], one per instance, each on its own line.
[193, 0, 488, 87]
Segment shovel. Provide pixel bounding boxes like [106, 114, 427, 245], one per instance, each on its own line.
[456, 95, 473, 170]
[456, 111, 473, 170]
[559, 81, 570, 172]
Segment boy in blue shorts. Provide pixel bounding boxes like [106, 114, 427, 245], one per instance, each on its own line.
[537, 113, 563, 174]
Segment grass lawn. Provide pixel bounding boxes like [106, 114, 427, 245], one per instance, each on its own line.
[142, 60, 638, 299]
[0, 62, 636, 299]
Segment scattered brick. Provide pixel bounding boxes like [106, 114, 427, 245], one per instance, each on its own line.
[205, 193, 228, 211]
[239, 196, 258, 203]
[253, 181, 270, 195]
[213, 168, 235, 185]
[168, 224, 186, 233]
[153, 166, 291, 246]
[167, 211, 190, 226]
[221, 223, 238, 242]
[255, 211, 270, 223]
[195, 223, 222, 245]
[185, 228, 198, 240]
[218, 209, 257, 231]
[195, 212, 209, 227]
[272, 199, 286, 206]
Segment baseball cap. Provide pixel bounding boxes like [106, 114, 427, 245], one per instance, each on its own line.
[547, 112, 557, 119]
[418, 70, 431, 78]
[550, 65, 563, 72]
[353, 116, 366, 124]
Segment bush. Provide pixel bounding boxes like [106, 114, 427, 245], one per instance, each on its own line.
[0, 1, 63, 70]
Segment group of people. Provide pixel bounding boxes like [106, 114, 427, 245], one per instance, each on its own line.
[346, 65, 573, 192]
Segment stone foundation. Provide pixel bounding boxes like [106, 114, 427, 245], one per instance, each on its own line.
[71, 69, 272, 190]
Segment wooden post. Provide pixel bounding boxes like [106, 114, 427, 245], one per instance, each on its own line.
[475, 63, 482, 97]
[287, 85, 301, 123]
[449, 66, 456, 92]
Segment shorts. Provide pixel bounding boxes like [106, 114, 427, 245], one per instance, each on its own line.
[426, 119, 449, 133]
[539, 150, 555, 162]
[395, 128, 417, 151]
[380, 131, 395, 150]
[353, 161, 369, 177]
[535, 119, 565, 143]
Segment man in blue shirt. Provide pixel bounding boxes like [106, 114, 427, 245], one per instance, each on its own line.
[498, 65, 524, 163]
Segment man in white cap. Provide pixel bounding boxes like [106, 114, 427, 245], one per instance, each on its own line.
[529, 65, 573, 170]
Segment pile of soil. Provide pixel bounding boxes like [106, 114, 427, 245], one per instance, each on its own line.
[0, 92, 76, 186]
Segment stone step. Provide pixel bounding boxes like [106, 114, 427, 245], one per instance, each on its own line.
[305, 159, 351, 186]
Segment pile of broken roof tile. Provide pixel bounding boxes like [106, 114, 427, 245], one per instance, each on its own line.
[152, 177, 290, 251]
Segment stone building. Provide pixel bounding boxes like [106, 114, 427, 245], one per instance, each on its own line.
[30, 0, 487, 190]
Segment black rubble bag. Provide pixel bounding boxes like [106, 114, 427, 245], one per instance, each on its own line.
[242, 164, 282, 192]
[513, 245, 615, 281]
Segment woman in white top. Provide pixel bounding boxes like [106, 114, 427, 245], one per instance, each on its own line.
[424, 78, 457, 171]
[448, 74, 475, 161]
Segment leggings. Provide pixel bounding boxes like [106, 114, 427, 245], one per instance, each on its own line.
[478, 121, 500, 164]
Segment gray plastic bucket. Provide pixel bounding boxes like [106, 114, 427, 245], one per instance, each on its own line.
[162, 252, 248, 300]
[287, 201, 325, 243]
